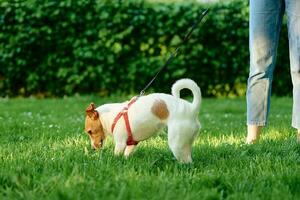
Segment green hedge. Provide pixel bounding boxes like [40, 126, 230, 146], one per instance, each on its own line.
[0, 0, 291, 97]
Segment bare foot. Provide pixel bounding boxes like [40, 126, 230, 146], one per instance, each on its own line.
[246, 125, 262, 144]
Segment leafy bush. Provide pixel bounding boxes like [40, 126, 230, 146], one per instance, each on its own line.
[0, 0, 291, 97]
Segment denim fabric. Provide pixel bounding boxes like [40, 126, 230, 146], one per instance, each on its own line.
[247, 0, 300, 128]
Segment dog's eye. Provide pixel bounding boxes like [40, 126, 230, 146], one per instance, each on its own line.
[87, 130, 92, 135]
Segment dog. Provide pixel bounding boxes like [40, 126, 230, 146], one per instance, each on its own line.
[84, 78, 201, 163]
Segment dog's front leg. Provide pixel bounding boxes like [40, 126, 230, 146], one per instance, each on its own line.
[113, 131, 127, 156]
[114, 142, 126, 156]
[124, 145, 136, 157]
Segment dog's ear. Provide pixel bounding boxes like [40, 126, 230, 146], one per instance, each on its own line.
[86, 103, 99, 119]
[86, 102, 96, 112]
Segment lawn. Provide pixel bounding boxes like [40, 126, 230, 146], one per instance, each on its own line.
[0, 96, 299, 200]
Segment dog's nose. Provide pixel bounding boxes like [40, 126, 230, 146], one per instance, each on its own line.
[92, 144, 100, 150]
[92, 146, 97, 150]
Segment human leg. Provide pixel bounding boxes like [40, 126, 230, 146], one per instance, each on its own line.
[246, 0, 284, 143]
[285, 0, 300, 133]
[246, 125, 262, 144]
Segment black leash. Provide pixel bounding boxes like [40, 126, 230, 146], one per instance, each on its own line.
[138, 8, 210, 97]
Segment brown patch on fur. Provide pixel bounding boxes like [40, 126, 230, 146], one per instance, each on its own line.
[84, 103, 105, 149]
[151, 99, 169, 120]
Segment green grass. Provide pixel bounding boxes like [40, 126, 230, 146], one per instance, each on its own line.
[0, 96, 299, 200]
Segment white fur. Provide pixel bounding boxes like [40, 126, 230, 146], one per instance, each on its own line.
[96, 78, 202, 163]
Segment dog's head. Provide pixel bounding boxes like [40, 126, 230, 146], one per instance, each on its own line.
[84, 103, 105, 150]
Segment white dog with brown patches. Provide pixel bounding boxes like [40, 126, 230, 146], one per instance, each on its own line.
[84, 78, 201, 163]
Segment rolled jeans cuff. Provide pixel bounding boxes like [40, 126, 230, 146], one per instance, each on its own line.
[247, 121, 266, 127]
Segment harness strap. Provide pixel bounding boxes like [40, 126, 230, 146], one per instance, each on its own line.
[111, 97, 138, 146]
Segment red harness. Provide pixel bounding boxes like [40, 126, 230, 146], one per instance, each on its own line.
[111, 97, 139, 146]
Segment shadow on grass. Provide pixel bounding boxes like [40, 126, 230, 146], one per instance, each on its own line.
[128, 134, 300, 169]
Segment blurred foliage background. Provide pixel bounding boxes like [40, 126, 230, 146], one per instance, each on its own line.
[0, 0, 291, 97]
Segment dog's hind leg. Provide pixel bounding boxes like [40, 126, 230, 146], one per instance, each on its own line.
[167, 121, 199, 163]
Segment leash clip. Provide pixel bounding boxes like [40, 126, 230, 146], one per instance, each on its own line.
[139, 90, 145, 97]
[122, 107, 128, 113]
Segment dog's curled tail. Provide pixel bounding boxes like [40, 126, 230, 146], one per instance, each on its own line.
[171, 78, 202, 112]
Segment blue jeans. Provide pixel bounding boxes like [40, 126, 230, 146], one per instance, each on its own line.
[247, 0, 300, 129]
